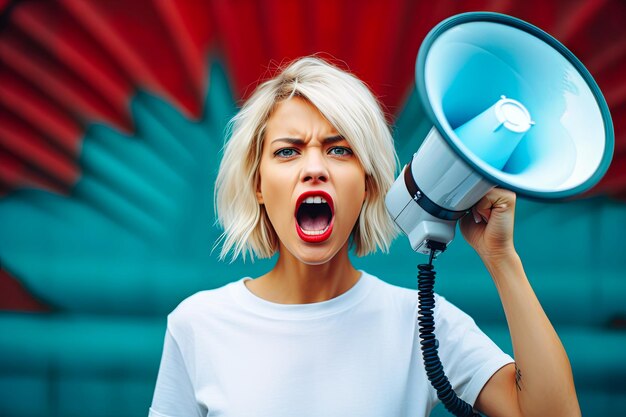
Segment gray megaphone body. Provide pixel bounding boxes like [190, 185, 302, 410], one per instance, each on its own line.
[386, 12, 614, 255]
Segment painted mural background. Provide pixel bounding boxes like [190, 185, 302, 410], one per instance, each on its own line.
[1, 1, 625, 416]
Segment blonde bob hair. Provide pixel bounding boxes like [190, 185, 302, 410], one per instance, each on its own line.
[215, 56, 398, 262]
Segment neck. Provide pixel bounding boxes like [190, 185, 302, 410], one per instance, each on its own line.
[247, 243, 361, 304]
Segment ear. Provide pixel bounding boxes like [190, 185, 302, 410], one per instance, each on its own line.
[256, 181, 264, 204]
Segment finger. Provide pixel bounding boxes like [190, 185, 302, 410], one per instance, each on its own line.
[459, 209, 483, 236]
[473, 189, 516, 221]
[472, 206, 485, 223]
[473, 196, 496, 222]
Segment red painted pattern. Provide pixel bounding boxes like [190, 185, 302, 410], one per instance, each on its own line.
[0, 0, 624, 198]
[0, 269, 49, 312]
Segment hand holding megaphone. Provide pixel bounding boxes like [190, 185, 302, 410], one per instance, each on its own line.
[459, 187, 516, 262]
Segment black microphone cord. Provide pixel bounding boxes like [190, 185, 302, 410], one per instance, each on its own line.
[417, 241, 481, 417]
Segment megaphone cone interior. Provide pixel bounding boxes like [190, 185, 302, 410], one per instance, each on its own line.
[454, 95, 533, 170]
[417, 12, 614, 198]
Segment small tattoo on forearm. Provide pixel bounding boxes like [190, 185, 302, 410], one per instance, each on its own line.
[515, 364, 522, 391]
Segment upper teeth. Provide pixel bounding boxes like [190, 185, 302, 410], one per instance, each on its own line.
[303, 196, 327, 204]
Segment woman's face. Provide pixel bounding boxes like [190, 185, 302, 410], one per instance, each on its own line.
[257, 96, 366, 265]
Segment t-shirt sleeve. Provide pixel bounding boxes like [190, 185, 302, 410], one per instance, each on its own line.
[432, 294, 514, 407]
[149, 328, 204, 417]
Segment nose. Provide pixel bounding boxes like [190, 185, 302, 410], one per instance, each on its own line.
[300, 150, 329, 183]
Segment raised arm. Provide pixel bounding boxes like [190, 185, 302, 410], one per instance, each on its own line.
[459, 188, 580, 417]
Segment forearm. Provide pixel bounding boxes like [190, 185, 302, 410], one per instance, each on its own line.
[483, 252, 580, 417]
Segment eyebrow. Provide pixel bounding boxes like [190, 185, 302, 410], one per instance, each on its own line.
[271, 135, 346, 146]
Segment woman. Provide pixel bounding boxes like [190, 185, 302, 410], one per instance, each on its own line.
[149, 57, 580, 417]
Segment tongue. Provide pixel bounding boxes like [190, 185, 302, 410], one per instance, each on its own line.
[299, 213, 329, 231]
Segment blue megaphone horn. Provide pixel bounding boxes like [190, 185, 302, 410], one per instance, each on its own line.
[386, 12, 614, 254]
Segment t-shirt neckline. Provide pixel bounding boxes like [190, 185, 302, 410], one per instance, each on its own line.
[230, 270, 374, 320]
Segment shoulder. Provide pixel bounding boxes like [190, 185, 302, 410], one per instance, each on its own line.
[362, 271, 472, 320]
[361, 271, 419, 313]
[166, 279, 243, 335]
[433, 293, 477, 328]
[173, 281, 235, 313]
[365, 270, 465, 305]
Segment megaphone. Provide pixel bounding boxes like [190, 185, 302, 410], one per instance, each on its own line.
[386, 12, 614, 255]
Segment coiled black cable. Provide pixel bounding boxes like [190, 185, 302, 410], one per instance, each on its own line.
[418, 241, 481, 417]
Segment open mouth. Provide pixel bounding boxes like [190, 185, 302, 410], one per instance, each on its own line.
[295, 191, 334, 242]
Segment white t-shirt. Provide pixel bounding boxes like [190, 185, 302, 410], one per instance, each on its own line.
[149, 271, 513, 417]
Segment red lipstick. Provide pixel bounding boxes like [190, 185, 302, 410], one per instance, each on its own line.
[295, 190, 334, 243]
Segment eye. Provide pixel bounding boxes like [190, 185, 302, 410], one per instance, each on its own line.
[274, 148, 298, 158]
[328, 146, 353, 156]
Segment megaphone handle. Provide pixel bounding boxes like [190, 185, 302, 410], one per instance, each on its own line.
[418, 241, 481, 417]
